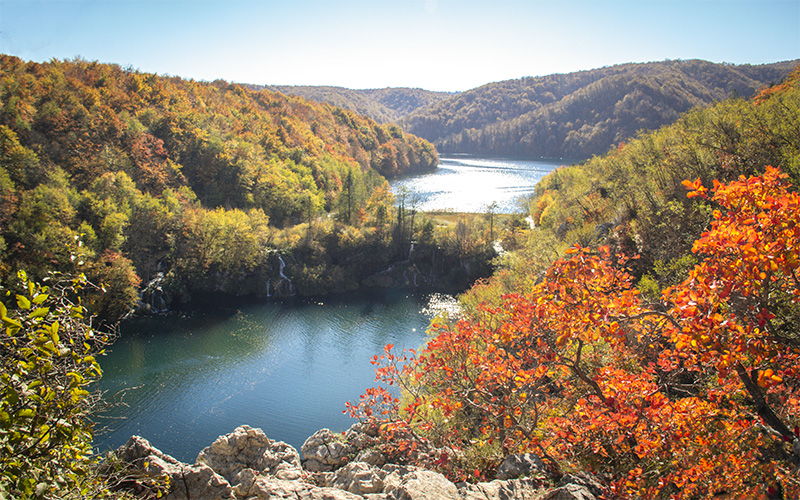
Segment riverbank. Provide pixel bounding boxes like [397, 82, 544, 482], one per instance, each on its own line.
[107, 423, 603, 499]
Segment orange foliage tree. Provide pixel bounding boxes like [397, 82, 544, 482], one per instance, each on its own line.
[348, 166, 800, 498]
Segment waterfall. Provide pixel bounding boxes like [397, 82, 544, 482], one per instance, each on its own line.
[266, 251, 296, 297]
[493, 240, 506, 256]
[139, 273, 168, 314]
[278, 254, 289, 280]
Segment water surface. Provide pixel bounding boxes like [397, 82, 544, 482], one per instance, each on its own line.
[94, 154, 561, 462]
[94, 290, 434, 462]
[389, 156, 567, 213]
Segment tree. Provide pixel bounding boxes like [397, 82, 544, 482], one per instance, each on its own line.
[349, 167, 800, 498]
[0, 271, 116, 498]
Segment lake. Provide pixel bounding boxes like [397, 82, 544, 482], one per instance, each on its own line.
[93, 155, 562, 462]
[94, 290, 444, 462]
[389, 155, 567, 213]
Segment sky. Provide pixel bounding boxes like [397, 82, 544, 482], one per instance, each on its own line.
[1, 0, 798, 92]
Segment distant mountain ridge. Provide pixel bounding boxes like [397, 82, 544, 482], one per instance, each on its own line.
[248, 85, 455, 123]
[397, 59, 800, 160]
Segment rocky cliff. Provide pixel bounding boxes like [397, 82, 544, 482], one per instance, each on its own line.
[108, 424, 602, 500]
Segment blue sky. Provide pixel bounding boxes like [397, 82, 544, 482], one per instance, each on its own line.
[2, 0, 798, 91]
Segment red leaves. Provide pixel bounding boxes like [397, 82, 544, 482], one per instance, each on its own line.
[346, 167, 800, 499]
[683, 178, 708, 199]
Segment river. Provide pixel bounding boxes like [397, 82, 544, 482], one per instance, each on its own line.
[93, 155, 562, 462]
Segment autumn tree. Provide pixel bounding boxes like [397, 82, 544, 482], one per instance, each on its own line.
[349, 167, 800, 498]
[0, 271, 116, 498]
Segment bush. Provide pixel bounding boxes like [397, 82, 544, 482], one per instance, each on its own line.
[0, 271, 115, 498]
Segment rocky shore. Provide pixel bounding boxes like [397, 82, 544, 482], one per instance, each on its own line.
[110, 424, 601, 500]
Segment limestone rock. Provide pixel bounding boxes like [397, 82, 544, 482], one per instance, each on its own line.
[540, 483, 597, 500]
[557, 472, 603, 498]
[114, 435, 234, 500]
[378, 464, 418, 493]
[355, 448, 387, 468]
[495, 453, 545, 480]
[230, 468, 259, 498]
[331, 462, 385, 495]
[302, 428, 355, 472]
[116, 435, 182, 466]
[248, 476, 362, 499]
[196, 424, 302, 482]
[385, 469, 459, 500]
[343, 422, 380, 450]
[459, 478, 546, 500]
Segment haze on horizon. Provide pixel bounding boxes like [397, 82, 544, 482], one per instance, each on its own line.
[1, 0, 799, 92]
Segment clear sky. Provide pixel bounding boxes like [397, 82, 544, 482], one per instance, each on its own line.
[1, 0, 798, 92]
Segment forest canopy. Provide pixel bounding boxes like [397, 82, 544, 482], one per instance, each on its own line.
[349, 67, 800, 499]
[257, 85, 455, 124]
[399, 59, 799, 160]
[0, 55, 444, 321]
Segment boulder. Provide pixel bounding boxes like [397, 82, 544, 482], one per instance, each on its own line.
[302, 428, 356, 472]
[495, 454, 546, 480]
[385, 469, 459, 500]
[459, 478, 546, 500]
[343, 421, 380, 450]
[557, 472, 604, 498]
[377, 464, 418, 493]
[196, 424, 302, 482]
[111, 426, 605, 500]
[540, 483, 597, 500]
[230, 468, 259, 498]
[331, 462, 385, 495]
[114, 435, 234, 500]
[246, 476, 363, 499]
[355, 448, 387, 468]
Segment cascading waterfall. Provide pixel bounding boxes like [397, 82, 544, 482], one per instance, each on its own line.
[266, 251, 296, 297]
[139, 273, 168, 313]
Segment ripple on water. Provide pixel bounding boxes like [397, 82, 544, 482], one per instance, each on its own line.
[93, 289, 434, 461]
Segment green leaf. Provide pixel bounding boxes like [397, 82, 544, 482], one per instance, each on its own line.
[0, 301, 7, 319]
[30, 307, 49, 319]
[16, 295, 31, 310]
[2, 317, 22, 329]
[32, 294, 49, 305]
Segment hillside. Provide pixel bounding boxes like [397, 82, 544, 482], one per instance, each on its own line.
[399, 59, 799, 160]
[468, 66, 800, 303]
[0, 56, 438, 211]
[252, 85, 455, 123]
[349, 69, 800, 499]
[0, 56, 475, 321]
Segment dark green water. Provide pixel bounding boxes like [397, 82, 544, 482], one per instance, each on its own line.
[93, 289, 440, 462]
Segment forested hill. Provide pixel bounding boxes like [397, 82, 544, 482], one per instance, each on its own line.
[398, 59, 799, 160]
[0, 56, 438, 206]
[250, 85, 455, 123]
[0, 55, 441, 320]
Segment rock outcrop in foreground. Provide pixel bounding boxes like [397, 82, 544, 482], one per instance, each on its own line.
[111, 424, 600, 500]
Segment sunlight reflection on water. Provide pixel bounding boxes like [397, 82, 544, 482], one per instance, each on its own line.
[93, 290, 442, 463]
[389, 156, 568, 213]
